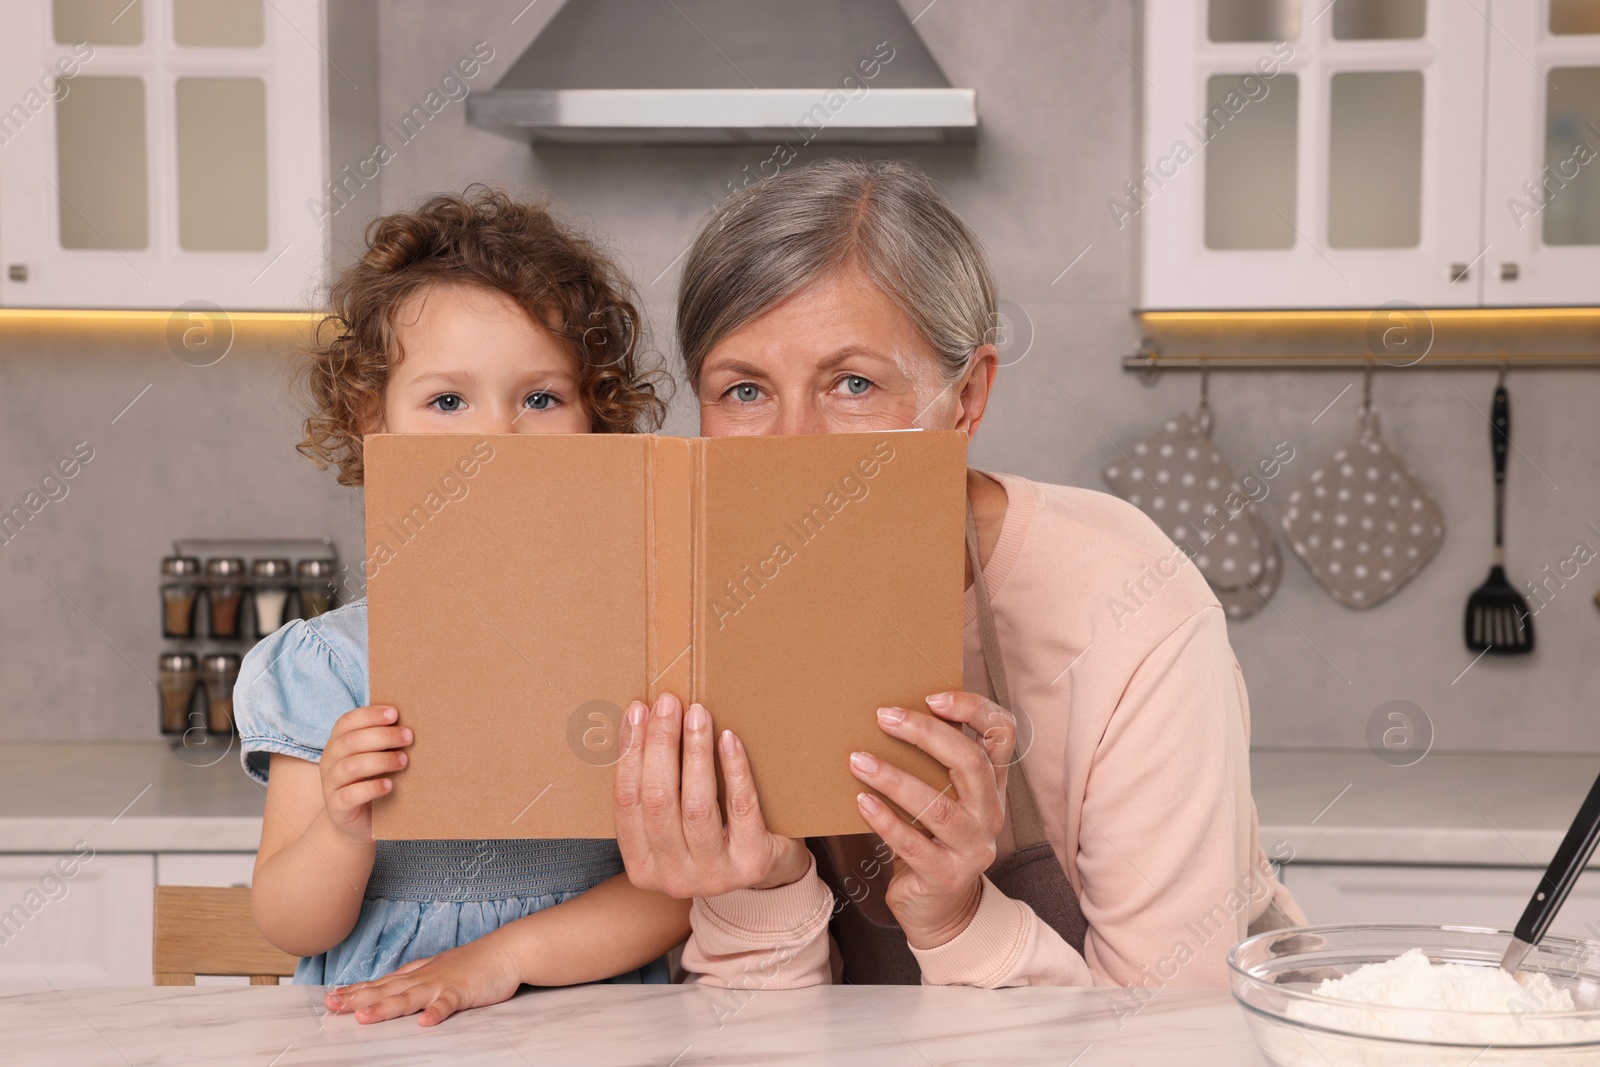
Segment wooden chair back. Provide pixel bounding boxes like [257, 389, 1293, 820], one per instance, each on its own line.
[153, 885, 298, 986]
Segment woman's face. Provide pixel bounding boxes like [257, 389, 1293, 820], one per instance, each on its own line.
[696, 266, 996, 438]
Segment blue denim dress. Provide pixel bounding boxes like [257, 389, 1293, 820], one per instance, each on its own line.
[235, 599, 668, 987]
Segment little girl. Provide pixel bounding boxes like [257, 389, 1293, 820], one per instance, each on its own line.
[235, 186, 688, 1026]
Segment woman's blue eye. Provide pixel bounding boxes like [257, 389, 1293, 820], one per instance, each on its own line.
[525, 391, 555, 410]
[431, 393, 463, 412]
[731, 384, 761, 403]
[841, 375, 872, 396]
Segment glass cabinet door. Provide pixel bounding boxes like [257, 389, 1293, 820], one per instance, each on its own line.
[1482, 3, 1600, 306]
[1142, 0, 1489, 308]
[0, 0, 325, 310]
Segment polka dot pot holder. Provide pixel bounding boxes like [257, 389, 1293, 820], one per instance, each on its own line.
[1280, 410, 1444, 610]
[1102, 408, 1280, 619]
[1213, 508, 1281, 619]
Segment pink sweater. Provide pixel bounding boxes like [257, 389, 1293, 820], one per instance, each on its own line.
[681, 472, 1305, 989]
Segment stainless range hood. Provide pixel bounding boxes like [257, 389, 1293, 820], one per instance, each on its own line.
[467, 0, 977, 146]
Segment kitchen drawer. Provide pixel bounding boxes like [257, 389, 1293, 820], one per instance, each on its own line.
[1283, 864, 1600, 941]
[0, 852, 153, 986]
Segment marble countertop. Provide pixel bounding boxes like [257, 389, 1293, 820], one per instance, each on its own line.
[1252, 748, 1600, 867]
[0, 742, 264, 852]
[3, 741, 1597, 867]
[4, 983, 1265, 1066]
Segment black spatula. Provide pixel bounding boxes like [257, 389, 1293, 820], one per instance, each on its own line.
[1464, 381, 1534, 655]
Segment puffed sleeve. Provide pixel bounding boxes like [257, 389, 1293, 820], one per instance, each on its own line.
[234, 604, 369, 784]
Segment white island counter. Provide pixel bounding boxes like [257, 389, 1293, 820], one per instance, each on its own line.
[5, 982, 1266, 1066]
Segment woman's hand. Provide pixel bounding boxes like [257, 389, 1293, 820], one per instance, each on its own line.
[613, 693, 810, 898]
[848, 691, 1017, 950]
[318, 705, 412, 846]
[324, 933, 522, 1026]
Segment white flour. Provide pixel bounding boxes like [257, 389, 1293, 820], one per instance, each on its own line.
[1257, 948, 1600, 1066]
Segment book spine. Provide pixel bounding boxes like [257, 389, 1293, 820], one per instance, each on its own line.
[690, 438, 703, 707]
[646, 436, 694, 705]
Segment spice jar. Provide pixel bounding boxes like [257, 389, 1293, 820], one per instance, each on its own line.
[160, 556, 202, 638]
[297, 558, 337, 619]
[201, 653, 241, 734]
[250, 559, 292, 636]
[205, 558, 246, 639]
[158, 652, 199, 735]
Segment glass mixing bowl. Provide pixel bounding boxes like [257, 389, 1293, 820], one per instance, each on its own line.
[1229, 924, 1600, 1066]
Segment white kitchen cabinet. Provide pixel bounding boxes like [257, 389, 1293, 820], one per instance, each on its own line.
[1142, 0, 1600, 309]
[0, 850, 260, 987]
[1283, 863, 1600, 941]
[155, 852, 256, 887]
[0, 0, 328, 310]
[1482, 3, 1600, 305]
[0, 852, 153, 986]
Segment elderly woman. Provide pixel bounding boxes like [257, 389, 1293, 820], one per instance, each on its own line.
[613, 159, 1304, 989]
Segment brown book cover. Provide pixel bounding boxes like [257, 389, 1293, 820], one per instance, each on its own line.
[365, 430, 966, 840]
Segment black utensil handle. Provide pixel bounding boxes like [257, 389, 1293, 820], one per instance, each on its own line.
[1513, 768, 1600, 948]
[1492, 385, 1509, 549]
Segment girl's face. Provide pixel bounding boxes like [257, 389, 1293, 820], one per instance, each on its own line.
[695, 266, 996, 438]
[375, 283, 591, 435]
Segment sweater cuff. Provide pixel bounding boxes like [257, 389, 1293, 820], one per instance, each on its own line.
[907, 875, 1029, 987]
[693, 853, 833, 943]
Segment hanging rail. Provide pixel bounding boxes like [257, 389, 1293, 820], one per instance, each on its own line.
[1122, 346, 1600, 377]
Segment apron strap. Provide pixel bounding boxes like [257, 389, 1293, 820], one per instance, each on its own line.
[965, 499, 1049, 852]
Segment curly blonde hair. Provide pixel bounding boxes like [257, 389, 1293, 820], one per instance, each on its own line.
[295, 185, 667, 486]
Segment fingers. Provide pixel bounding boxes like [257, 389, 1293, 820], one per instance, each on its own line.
[329, 777, 392, 815]
[357, 985, 447, 1025]
[326, 725, 413, 762]
[719, 730, 807, 891]
[613, 699, 648, 849]
[327, 749, 407, 790]
[926, 692, 1017, 776]
[873, 706, 1001, 821]
[331, 704, 400, 737]
[327, 707, 407, 751]
[717, 729, 768, 849]
[854, 791, 945, 879]
[638, 693, 688, 852]
[332, 971, 457, 1026]
[849, 749, 964, 840]
[678, 703, 726, 858]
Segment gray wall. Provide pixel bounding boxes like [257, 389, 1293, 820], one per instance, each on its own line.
[4, 0, 1598, 754]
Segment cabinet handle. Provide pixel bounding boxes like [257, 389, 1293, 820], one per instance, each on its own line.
[1450, 262, 1469, 282]
[7, 265, 26, 283]
[1500, 262, 1520, 282]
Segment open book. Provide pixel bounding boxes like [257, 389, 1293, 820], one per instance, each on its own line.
[366, 430, 966, 840]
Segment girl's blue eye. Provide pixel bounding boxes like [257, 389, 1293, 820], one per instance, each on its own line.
[432, 393, 463, 412]
[841, 375, 872, 396]
[525, 391, 556, 410]
[731, 384, 761, 403]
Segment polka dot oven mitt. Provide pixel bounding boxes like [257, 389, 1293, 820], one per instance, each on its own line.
[1281, 411, 1444, 609]
[1214, 507, 1281, 619]
[1103, 410, 1279, 617]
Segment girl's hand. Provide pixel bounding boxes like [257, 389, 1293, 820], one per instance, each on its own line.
[848, 691, 1017, 949]
[319, 705, 412, 846]
[613, 693, 810, 898]
[324, 933, 523, 1026]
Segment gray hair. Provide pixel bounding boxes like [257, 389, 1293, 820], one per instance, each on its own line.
[676, 159, 997, 385]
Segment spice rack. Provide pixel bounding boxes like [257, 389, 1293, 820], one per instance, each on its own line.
[158, 537, 341, 749]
